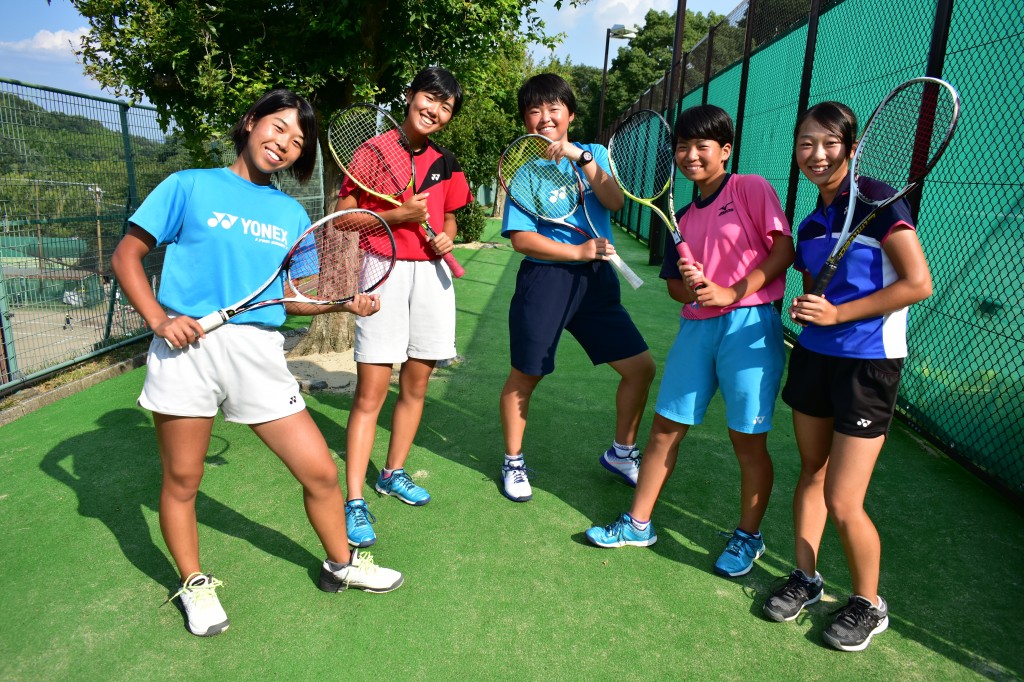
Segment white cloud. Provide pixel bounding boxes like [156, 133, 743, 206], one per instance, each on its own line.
[1, 27, 87, 62]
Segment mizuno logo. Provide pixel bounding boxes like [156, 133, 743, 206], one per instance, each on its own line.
[856, 418, 872, 427]
[718, 202, 735, 217]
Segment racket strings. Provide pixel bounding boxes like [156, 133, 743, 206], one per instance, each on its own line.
[610, 113, 674, 198]
[501, 137, 581, 220]
[856, 82, 957, 195]
[329, 108, 413, 197]
[287, 213, 395, 302]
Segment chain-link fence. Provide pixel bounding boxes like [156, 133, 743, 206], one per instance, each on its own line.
[0, 79, 324, 393]
[603, 0, 1023, 501]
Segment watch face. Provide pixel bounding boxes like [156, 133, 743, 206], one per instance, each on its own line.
[579, 151, 594, 165]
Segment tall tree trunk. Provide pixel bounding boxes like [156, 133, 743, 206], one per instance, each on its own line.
[289, 152, 356, 357]
[491, 185, 506, 219]
[289, 312, 355, 356]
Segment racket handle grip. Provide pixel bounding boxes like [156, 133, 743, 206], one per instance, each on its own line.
[423, 221, 465, 278]
[442, 251, 465, 279]
[674, 239, 702, 307]
[609, 254, 644, 290]
[162, 311, 227, 349]
[810, 264, 837, 297]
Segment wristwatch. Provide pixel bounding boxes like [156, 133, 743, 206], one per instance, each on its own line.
[577, 150, 594, 167]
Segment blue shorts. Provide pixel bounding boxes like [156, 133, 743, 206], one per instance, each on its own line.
[508, 260, 648, 376]
[655, 304, 785, 434]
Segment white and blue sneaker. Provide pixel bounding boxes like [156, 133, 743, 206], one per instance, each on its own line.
[714, 528, 765, 577]
[599, 445, 641, 486]
[501, 457, 532, 502]
[375, 468, 431, 505]
[585, 513, 657, 548]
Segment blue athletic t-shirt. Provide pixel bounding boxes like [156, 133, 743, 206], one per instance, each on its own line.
[130, 167, 311, 328]
[501, 142, 614, 263]
[793, 174, 915, 359]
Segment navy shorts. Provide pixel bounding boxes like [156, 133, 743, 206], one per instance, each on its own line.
[782, 343, 903, 438]
[508, 260, 648, 376]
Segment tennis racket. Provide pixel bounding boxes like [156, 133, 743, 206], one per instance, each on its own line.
[810, 76, 960, 296]
[609, 109, 698, 266]
[327, 102, 465, 278]
[165, 208, 395, 349]
[498, 134, 644, 290]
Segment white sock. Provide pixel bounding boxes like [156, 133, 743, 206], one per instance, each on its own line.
[504, 453, 524, 465]
[627, 514, 650, 531]
[612, 440, 636, 457]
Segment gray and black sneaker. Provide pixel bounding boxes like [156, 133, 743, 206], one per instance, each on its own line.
[823, 595, 889, 651]
[763, 569, 823, 622]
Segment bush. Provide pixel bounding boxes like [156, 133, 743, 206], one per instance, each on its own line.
[455, 201, 487, 244]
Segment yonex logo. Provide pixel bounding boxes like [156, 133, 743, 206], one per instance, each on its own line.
[431, 173, 441, 181]
[548, 187, 568, 204]
[289, 396, 298, 405]
[856, 418, 872, 427]
[208, 212, 238, 229]
[718, 202, 735, 217]
[752, 416, 765, 425]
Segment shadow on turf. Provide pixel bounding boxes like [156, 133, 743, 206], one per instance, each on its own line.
[39, 408, 321, 592]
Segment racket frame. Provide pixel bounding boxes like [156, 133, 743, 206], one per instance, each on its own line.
[810, 76, 961, 296]
[165, 208, 395, 348]
[327, 103, 465, 278]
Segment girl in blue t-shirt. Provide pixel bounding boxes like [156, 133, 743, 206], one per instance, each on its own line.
[111, 89, 403, 639]
[763, 101, 932, 652]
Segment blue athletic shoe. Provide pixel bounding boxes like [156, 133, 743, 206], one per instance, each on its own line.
[585, 513, 657, 548]
[345, 499, 377, 548]
[374, 469, 431, 506]
[599, 446, 641, 487]
[714, 528, 765, 577]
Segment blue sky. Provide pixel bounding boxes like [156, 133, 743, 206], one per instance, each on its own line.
[0, 0, 732, 98]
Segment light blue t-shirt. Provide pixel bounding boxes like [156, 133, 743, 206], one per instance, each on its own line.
[130, 167, 311, 328]
[501, 142, 614, 263]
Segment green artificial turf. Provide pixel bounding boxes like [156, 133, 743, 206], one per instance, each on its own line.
[1, 220, 1021, 681]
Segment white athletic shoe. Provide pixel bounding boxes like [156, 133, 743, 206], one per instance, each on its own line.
[167, 573, 229, 637]
[318, 549, 404, 593]
[502, 458, 533, 502]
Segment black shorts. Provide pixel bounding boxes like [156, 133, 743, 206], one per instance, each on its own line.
[781, 343, 903, 438]
[508, 259, 648, 376]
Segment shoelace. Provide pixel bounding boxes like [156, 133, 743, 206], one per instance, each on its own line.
[830, 599, 875, 630]
[163, 573, 224, 607]
[773, 573, 814, 601]
[389, 471, 417, 493]
[341, 551, 380, 586]
[349, 505, 377, 529]
[503, 463, 531, 484]
[718, 530, 757, 557]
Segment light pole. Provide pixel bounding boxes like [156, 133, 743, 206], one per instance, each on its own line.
[597, 23, 638, 141]
[89, 185, 104, 274]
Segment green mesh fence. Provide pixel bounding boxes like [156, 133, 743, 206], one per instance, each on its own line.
[605, 0, 1024, 499]
[0, 79, 324, 392]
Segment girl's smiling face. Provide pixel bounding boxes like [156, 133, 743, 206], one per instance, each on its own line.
[238, 107, 305, 184]
[795, 118, 853, 203]
[522, 100, 574, 141]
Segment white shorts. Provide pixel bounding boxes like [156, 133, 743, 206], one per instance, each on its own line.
[139, 323, 306, 424]
[354, 259, 456, 363]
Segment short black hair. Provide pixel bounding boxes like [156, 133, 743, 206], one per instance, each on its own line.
[408, 66, 465, 117]
[517, 73, 576, 121]
[230, 88, 318, 183]
[794, 101, 858, 152]
[674, 104, 734, 147]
